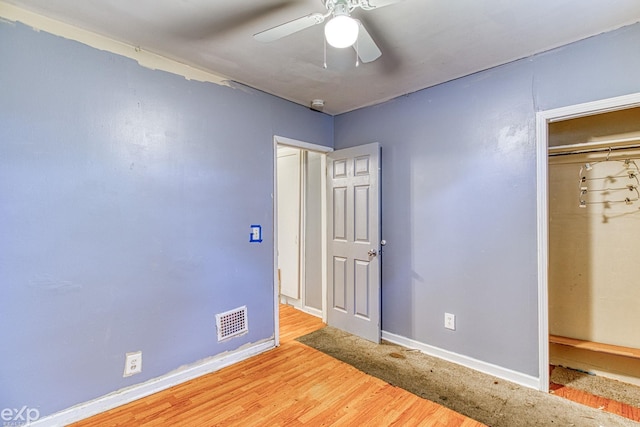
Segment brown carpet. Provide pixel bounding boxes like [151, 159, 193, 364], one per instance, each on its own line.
[298, 326, 639, 427]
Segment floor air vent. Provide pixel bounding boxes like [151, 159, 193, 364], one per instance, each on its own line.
[216, 306, 248, 342]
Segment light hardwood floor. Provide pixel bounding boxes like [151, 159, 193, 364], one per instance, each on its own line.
[72, 304, 485, 426]
[550, 374, 640, 422]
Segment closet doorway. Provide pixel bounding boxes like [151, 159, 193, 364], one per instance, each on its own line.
[537, 93, 640, 393]
[274, 136, 331, 344]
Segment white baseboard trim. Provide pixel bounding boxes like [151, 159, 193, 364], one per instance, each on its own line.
[301, 306, 322, 318]
[382, 330, 540, 390]
[279, 298, 322, 319]
[32, 339, 275, 426]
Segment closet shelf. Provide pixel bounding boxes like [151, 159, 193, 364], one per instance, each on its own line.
[550, 335, 640, 359]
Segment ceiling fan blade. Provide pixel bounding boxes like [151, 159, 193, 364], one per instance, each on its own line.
[354, 22, 382, 63]
[360, 0, 404, 10]
[254, 13, 326, 42]
[170, 1, 298, 40]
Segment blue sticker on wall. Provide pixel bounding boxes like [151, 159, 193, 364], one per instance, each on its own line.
[250, 225, 262, 243]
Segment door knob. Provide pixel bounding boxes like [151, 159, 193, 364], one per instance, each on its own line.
[368, 249, 377, 257]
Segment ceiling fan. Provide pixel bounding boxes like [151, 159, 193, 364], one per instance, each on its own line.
[253, 0, 404, 63]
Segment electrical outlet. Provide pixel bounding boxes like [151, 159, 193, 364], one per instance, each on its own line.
[444, 313, 456, 330]
[123, 351, 142, 377]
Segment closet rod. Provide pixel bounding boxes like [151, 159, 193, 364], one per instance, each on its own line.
[549, 137, 640, 157]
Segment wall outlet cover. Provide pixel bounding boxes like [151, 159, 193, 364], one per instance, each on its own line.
[123, 351, 142, 377]
[444, 313, 456, 330]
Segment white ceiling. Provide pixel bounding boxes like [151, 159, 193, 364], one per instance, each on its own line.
[4, 0, 640, 115]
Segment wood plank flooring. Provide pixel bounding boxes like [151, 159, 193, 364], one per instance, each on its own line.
[549, 364, 640, 424]
[550, 382, 640, 421]
[72, 305, 485, 426]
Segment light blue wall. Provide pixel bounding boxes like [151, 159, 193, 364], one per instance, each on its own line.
[334, 23, 640, 377]
[0, 22, 332, 418]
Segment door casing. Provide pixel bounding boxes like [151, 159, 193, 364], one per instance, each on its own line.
[273, 135, 333, 346]
[535, 92, 640, 392]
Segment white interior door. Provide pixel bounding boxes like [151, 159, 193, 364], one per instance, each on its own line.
[327, 142, 381, 343]
[277, 147, 301, 299]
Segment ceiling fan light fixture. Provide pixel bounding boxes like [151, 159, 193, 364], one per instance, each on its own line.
[324, 15, 359, 48]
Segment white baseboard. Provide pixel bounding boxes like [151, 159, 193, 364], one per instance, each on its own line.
[32, 339, 275, 426]
[301, 306, 322, 318]
[279, 297, 322, 319]
[382, 330, 540, 390]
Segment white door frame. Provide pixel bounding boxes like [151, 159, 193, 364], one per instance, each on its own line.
[535, 92, 640, 392]
[273, 135, 333, 346]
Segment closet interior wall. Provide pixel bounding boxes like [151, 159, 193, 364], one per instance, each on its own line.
[548, 107, 640, 386]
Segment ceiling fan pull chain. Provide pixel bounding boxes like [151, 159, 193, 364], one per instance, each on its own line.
[323, 37, 328, 69]
[355, 37, 360, 67]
